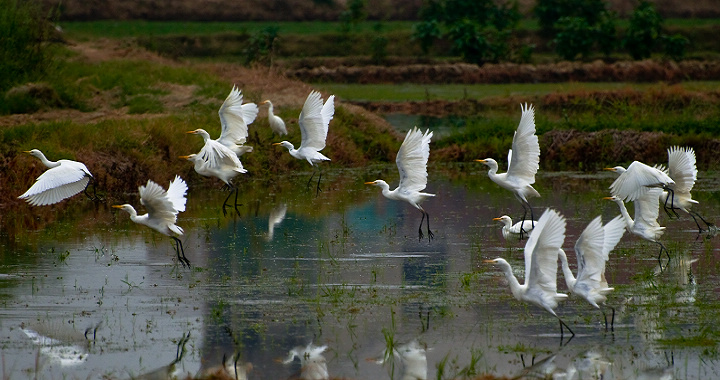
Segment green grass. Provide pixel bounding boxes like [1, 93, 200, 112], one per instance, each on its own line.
[59, 19, 717, 40]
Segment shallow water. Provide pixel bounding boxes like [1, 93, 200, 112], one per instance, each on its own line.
[1, 166, 720, 379]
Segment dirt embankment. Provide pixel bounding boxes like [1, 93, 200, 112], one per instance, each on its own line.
[286, 60, 720, 85]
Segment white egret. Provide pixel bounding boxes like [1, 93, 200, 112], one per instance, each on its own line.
[273, 90, 335, 194]
[605, 190, 668, 265]
[493, 215, 536, 241]
[112, 176, 190, 267]
[366, 127, 435, 240]
[558, 215, 625, 330]
[188, 85, 258, 157]
[260, 99, 287, 135]
[180, 146, 246, 216]
[604, 160, 673, 202]
[476, 103, 540, 237]
[373, 340, 428, 380]
[19, 149, 95, 206]
[485, 208, 573, 337]
[282, 342, 329, 380]
[660, 146, 713, 232]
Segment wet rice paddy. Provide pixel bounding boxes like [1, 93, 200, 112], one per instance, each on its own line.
[1, 166, 719, 379]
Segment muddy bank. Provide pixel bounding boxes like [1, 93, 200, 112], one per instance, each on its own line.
[287, 60, 720, 84]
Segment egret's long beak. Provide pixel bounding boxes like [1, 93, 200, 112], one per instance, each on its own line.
[483, 259, 496, 264]
[186, 130, 197, 134]
[23, 150, 31, 153]
[178, 155, 190, 159]
[364, 181, 376, 185]
[272, 142, 282, 146]
[111, 205, 124, 209]
[602, 196, 614, 200]
[492, 217, 502, 221]
[475, 159, 487, 163]
[260, 100, 269, 105]
[603, 168, 615, 171]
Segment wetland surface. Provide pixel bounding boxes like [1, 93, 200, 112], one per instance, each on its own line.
[1, 166, 719, 379]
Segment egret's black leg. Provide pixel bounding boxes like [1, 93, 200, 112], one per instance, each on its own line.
[558, 317, 575, 337]
[418, 211, 426, 241]
[306, 171, 316, 189]
[602, 310, 608, 332]
[657, 241, 670, 268]
[171, 236, 190, 268]
[316, 172, 323, 195]
[611, 306, 616, 331]
[83, 177, 103, 203]
[425, 211, 434, 240]
[690, 211, 714, 232]
[233, 187, 241, 215]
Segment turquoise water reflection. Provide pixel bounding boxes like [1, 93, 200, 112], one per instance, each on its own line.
[1, 167, 719, 379]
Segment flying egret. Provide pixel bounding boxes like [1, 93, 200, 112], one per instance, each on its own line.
[604, 160, 673, 202]
[476, 103, 540, 237]
[366, 127, 435, 240]
[660, 146, 713, 232]
[260, 99, 287, 135]
[485, 208, 574, 338]
[112, 176, 190, 267]
[273, 90, 335, 194]
[188, 85, 258, 157]
[605, 191, 668, 265]
[282, 342, 329, 380]
[493, 215, 537, 241]
[558, 215, 625, 330]
[19, 149, 95, 206]
[180, 146, 246, 216]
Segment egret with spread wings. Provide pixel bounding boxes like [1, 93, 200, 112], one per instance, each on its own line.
[113, 176, 190, 267]
[476, 103, 540, 238]
[558, 215, 625, 330]
[19, 149, 95, 206]
[660, 146, 713, 232]
[273, 90, 335, 194]
[188, 85, 258, 156]
[366, 127, 435, 241]
[485, 208, 573, 338]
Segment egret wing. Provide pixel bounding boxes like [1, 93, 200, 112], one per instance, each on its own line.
[524, 209, 566, 295]
[609, 161, 673, 201]
[667, 146, 697, 194]
[601, 215, 626, 260]
[19, 161, 91, 206]
[397, 127, 433, 193]
[165, 176, 188, 213]
[139, 179, 178, 224]
[198, 140, 243, 170]
[574, 216, 605, 287]
[218, 86, 258, 147]
[298, 91, 333, 151]
[506, 103, 539, 184]
[633, 187, 663, 229]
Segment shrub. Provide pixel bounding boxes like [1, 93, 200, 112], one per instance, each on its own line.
[553, 17, 594, 60]
[662, 34, 689, 61]
[243, 26, 279, 65]
[0, 0, 56, 92]
[415, 0, 521, 64]
[622, 1, 662, 60]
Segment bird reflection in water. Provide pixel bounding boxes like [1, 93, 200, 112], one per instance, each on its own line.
[282, 342, 329, 380]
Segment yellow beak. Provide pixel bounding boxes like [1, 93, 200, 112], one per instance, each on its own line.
[603, 168, 615, 171]
[111, 205, 124, 209]
[178, 155, 190, 159]
[602, 197, 614, 200]
[272, 142, 282, 146]
[483, 259, 496, 264]
[492, 217, 502, 221]
[475, 159, 486, 163]
[364, 181, 376, 185]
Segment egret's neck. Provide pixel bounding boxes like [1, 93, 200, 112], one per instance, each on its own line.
[267, 103, 275, 115]
[613, 199, 634, 230]
[496, 259, 523, 300]
[557, 249, 576, 290]
[35, 153, 59, 168]
[199, 130, 211, 142]
[375, 180, 392, 196]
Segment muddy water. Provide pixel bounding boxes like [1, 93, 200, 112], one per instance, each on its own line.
[1, 167, 719, 379]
